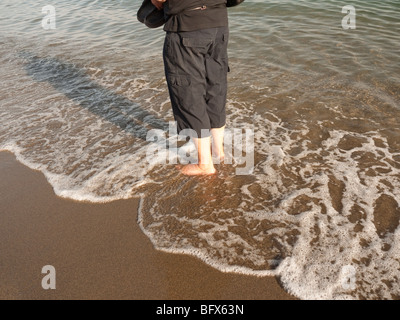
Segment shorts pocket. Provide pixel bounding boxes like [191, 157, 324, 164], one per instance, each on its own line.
[182, 37, 212, 48]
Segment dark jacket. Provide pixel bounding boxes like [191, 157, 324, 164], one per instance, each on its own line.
[164, 0, 228, 32]
[164, 0, 227, 15]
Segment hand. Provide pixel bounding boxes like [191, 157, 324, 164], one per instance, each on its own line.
[151, 0, 166, 10]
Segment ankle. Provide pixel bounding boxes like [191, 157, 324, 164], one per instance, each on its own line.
[198, 162, 215, 171]
[212, 148, 225, 156]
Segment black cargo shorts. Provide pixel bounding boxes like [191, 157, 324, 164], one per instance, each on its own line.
[163, 26, 229, 138]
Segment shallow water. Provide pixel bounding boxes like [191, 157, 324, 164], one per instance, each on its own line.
[1, 0, 399, 299]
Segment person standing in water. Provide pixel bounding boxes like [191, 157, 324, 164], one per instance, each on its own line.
[152, 0, 229, 176]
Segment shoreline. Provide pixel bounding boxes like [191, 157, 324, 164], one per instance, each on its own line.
[0, 151, 296, 300]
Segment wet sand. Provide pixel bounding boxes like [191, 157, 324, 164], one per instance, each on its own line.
[0, 151, 295, 300]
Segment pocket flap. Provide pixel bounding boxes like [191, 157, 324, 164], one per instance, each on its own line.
[182, 37, 212, 48]
[169, 74, 191, 87]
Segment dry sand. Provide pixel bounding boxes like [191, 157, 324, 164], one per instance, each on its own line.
[0, 151, 295, 300]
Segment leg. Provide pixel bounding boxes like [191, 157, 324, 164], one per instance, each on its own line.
[180, 136, 216, 176]
[163, 29, 219, 176]
[211, 125, 225, 162]
[205, 27, 229, 164]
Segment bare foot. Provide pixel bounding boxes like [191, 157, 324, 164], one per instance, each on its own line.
[179, 164, 216, 176]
